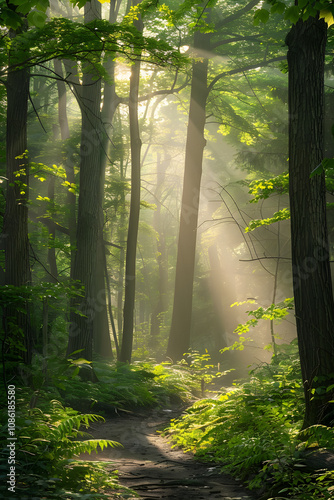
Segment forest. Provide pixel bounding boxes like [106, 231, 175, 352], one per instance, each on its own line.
[1, 0, 334, 498]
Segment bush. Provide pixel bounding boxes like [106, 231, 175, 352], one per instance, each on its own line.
[0, 396, 129, 499]
[165, 341, 334, 499]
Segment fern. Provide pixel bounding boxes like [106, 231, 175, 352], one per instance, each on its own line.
[165, 341, 334, 498]
[0, 399, 125, 498]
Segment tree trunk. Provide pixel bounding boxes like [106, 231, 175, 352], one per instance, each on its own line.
[47, 175, 58, 282]
[92, 0, 121, 359]
[93, 236, 113, 358]
[119, 11, 143, 363]
[67, 0, 103, 366]
[54, 59, 70, 141]
[3, 37, 31, 364]
[115, 109, 127, 340]
[54, 58, 76, 275]
[166, 29, 210, 361]
[150, 152, 169, 340]
[286, 17, 334, 427]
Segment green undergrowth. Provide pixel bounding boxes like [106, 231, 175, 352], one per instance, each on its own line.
[39, 356, 201, 413]
[0, 397, 135, 499]
[1, 356, 204, 498]
[165, 340, 334, 499]
[0, 356, 205, 499]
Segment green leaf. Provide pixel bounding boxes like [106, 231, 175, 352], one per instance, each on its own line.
[284, 6, 300, 24]
[254, 8, 270, 26]
[271, 2, 286, 15]
[36, 0, 49, 11]
[2, 9, 23, 29]
[27, 10, 47, 28]
[16, 2, 34, 15]
[245, 208, 291, 232]
[70, 358, 92, 365]
[311, 158, 334, 177]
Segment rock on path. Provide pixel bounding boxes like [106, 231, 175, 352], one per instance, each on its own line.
[80, 405, 255, 500]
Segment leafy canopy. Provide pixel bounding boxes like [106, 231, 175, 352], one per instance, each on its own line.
[3, 16, 186, 78]
[255, 0, 334, 26]
[0, 0, 49, 29]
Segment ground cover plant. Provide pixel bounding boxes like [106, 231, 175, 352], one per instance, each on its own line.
[165, 340, 334, 499]
[1, 356, 202, 498]
[0, 395, 127, 499]
[36, 355, 201, 412]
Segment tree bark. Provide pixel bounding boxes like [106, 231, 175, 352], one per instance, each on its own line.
[3, 34, 31, 364]
[117, 134, 126, 339]
[54, 58, 77, 275]
[119, 11, 143, 363]
[286, 17, 334, 427]
[166, 29, 210, 361]
[93, 0, 121, 359]
[150, 152, 169, 340]
[67, 0, 103, 365]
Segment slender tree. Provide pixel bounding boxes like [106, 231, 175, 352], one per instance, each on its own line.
[93, 0, 122, 358]
[54, 58, 77, 275]
[119, 3, 143, 363]
[166, 27, 210, 361]
[150, 152, 169, 340]
[166, 0, 282, 360]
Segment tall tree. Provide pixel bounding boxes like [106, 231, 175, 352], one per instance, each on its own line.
[166, 27, 210, 361]
[286, 14, 334, 427]
[54, 57, 77, 276]
[150, 151, 169, 340]
[93, 0, 122, 358]
[167, 0, 265, 360]
[119, 2, 143, 363]
[67, 0, 105, 364]
[249, 0, 334, 426]
[3, 27, 31, 363]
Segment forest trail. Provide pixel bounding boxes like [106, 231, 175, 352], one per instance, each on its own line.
[80, 404, 255, 500]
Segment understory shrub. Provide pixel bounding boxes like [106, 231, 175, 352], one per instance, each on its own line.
[166, 340, 334, 499]
[0, 396, 133, 499]
[1, 356, 199, 498]
[39, 357, 199, 412]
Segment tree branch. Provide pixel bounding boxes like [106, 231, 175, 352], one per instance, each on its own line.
[207, 56, 286, 93]
[215, 0, 261, 30]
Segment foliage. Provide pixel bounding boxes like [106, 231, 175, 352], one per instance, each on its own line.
[0, 282, 85, 368]
[222, 299, 294, 353]
[171, 349, 231, 386]
[248, 173, 289, 202]
[0, 0, 49, 30]
[0, 397, 128, 498]
[3, 16, 187, 78]
[246, 207, 290, 232]
[37, 357, 197, 412]
[255, 0, 334, 26]
[165, 341, 334, 499]
[245, 166, 334, 231]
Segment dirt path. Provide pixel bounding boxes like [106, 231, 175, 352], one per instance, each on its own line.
[81, 404, 255, 500]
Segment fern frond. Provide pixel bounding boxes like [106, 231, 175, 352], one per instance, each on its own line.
[60, 439, 122, 458]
